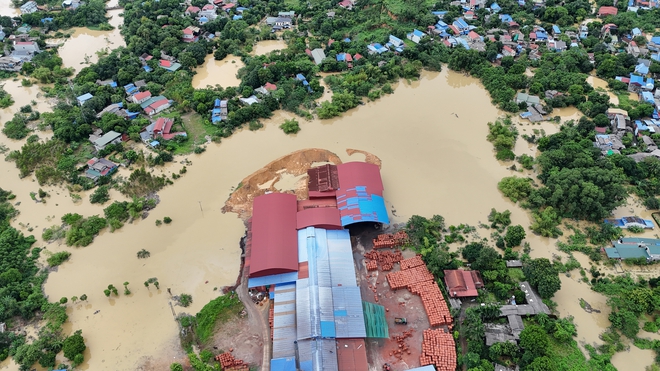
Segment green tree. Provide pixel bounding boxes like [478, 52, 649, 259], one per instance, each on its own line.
[280, 119, 301, 134]
[504, 225, 526, 247]
[498, 177, 532, 203]
[89, 186, 110, 204]
[62, 330, 86, 362]
[530, 207, 562, 238]
[523, 258, 561, 299]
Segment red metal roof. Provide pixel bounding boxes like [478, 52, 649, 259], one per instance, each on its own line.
[264, 82, 277, 91]
[145, 99, 170, 114]
[160, 60, 171, 67]
[133, 91, 151, 101]
[444, 270, 480, 298]
[307, 164, 339, 193]
[598, 6, 618, 15]
[296, 207, 342, 230]
[336, 162, 384, 196]
[249, 193, 299, 277]
[336, 339, 368, 371]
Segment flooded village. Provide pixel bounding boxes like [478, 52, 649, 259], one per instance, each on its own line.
[0, 0, 659, 370]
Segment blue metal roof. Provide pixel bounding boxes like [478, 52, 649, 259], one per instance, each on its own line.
[490, 3, 501, 10]
[633, 27, 642, 36]
[233, 15, 242, 20]
[248, 271, 298, 288]
[552, 25, 561, 34]
[77, 93, 93, 102]
[320, 321, 336, 337]
[500, 14, 513, 22]
[653, 36, 660, 44]
[271, 357, 296, 371]
[636, 64, 650, 74]
[412, 29, 425, 37]
[336, 53, 345, 61]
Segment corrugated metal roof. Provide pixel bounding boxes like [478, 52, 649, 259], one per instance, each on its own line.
[332, 287, 366, 338]
[296, 279, 312, 340]
[273, 283, 297, 359]
[327, 230, 357, 287]
[296, 339, 339, 371]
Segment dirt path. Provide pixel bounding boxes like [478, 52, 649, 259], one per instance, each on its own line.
[236, 276, 270, 371]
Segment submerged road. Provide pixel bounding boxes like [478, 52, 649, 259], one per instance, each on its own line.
[237, 275, 271, 371]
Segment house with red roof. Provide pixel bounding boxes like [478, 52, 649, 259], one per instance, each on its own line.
[144, 98, 171, 116]
[182, 26, 198, 43]
[185, 5, 200, 14]
[467, 30, 481, 41]
[598, 6, 618, 16]
[338, 0, 354, 9]
[131, 90, 152, 104]
[465, 10, 475, 20]
[221, 3, 235, 11]
[444, 270, 484, 298]
[502, 45, 516, 57]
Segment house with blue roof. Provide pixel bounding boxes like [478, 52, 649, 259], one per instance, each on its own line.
[490, 3, 501, 12]
[453, 18, 470, 35]
[232, 15, 242, 20]
[636, 63, 650, 75]
[432, 10, 448, 17]
[77, 93, 93, 106]
[579, 25, 588, 39]
[552, 25, 561, 35]
[535, 30, 548, 41]
[641, 91, 655, 104]
[499, 14, 513, 23]
[632, 27, 642, 37]
[388, 34, 404, 51]
[407, 29, 426, 44]
[367, 43, 388, 54]
[41, 17, 53, 23]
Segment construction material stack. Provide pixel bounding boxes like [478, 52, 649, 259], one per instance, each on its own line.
[420, 328, 456, 371]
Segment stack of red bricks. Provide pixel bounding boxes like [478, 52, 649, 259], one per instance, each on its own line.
[216, 352, 249, 371]
[386, 265, 434, 290]
[420, 329, 456, 371]
[269, 304, 274, 339]
[366, 260, 378, 271]
[364, 250, 403, 271]
[399, 255, 425, 270]
[373, 231, 409, 249]
[409, 281, 452, 327]
[386, 262, 452, 328]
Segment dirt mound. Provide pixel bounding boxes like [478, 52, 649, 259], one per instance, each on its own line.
[222, 148, 383, 220]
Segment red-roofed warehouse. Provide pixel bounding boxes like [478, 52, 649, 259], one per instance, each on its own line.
[249, 193, 299, 277]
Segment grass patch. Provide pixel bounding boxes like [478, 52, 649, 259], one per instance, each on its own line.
[507, 267, 525, 283]
[174, 112, 217, 155]
[194, 293, 242, 344]
[284, 0, 299, 8]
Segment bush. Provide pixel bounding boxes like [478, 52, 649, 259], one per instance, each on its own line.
[62, 330, 86, 362]
[279, 118, 301, 134]
[163, 216, 172, 224]
[89, 186, 110, 204]
[645, 197, 660, 210]
[47, 251, 71, 267]
[498, 177, 532, 203]
[179, 294, 193, 307]
[170, 363, 184, 371]
[200, 349, 214, 363]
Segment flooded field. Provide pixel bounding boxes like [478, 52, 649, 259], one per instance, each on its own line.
[0, 64, 656, 369]
[0, 0, 18, 17]
[251, 39, 287, 56]
[1, 79, 53, 118]
[192, 54, 244, 89]
[58, 8, 125, 72]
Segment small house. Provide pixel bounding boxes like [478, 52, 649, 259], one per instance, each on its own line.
[131, 91, 152, 104]
[143, 97, 171, 116]
[444, 270, 484, 298]
[182, 27, 199, 43]
[0, 56, 23, 72]
[598, 6, 618, 16]
[85, 157, 118, 181]
[92, 131, 122, 151]
[20, 1, 38, 14]
[77, 93, 93, 106]
[240, 95, 260, 105]
[311, 48, 326, 65]
[407, 29, 426, 44]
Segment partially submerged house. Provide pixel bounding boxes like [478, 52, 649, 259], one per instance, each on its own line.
[605, 237, 660, 261]
[0, 56, 23, 72]
[92, 131, 122, 151]
[211, 98, 228, 124]
[604, 216, 654, 229]
[140, 117, 187, 143]
[85, 157, 118, 181]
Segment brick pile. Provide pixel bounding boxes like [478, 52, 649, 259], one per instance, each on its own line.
[386, 264, 452, 328]
[373, 231, 409, 249]
[366, 260, 378, 271]
[364, 250, 403, 271]
[269, 303, 274, 340]
[385, 265, 434, 290]
[215, 352, 249, 371]
[399, 255, 425, 270]
[388, 330, 414, 360]
[409, 281, 452, 327]
[420, 329, 456, 371]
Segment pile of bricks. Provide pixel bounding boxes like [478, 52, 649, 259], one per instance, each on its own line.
[409, 281, 452, 327]
[215, 352, 249, 371]
[400, 255, 425, 270]
[364, 250, 403, 271]
[366, 260, 378, 271]
[269, 304, 274, 340]
[373, 231, 409, 249]
[388, 330, 414, 360]
[386, 265, 435, 290]
[386, 263, 452, 327]
[420, 329, 456, 371]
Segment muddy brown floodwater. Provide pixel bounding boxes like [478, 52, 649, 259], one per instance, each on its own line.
[58, 1, 125, 72]
[0, 0, 18, 17]
[0, 68, 654, 369]
[192, 54, 245, 89]
[251, 39, 288, 56]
